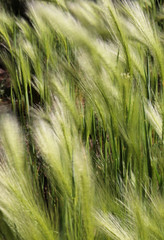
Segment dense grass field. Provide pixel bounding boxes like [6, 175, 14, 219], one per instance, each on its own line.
[0, 0, 164, 239]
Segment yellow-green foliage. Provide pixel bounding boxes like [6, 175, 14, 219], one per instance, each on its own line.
[0, 0, 164, 239]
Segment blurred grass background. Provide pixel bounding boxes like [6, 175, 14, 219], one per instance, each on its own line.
[0, 0, 164, 239]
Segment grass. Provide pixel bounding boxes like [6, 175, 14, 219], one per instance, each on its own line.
[0, 0, 164, 239]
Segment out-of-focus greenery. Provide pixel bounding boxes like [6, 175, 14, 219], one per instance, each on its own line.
[0, 0, 164, 239]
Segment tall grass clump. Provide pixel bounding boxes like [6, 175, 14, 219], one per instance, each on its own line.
[0, 0, 164, 239]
